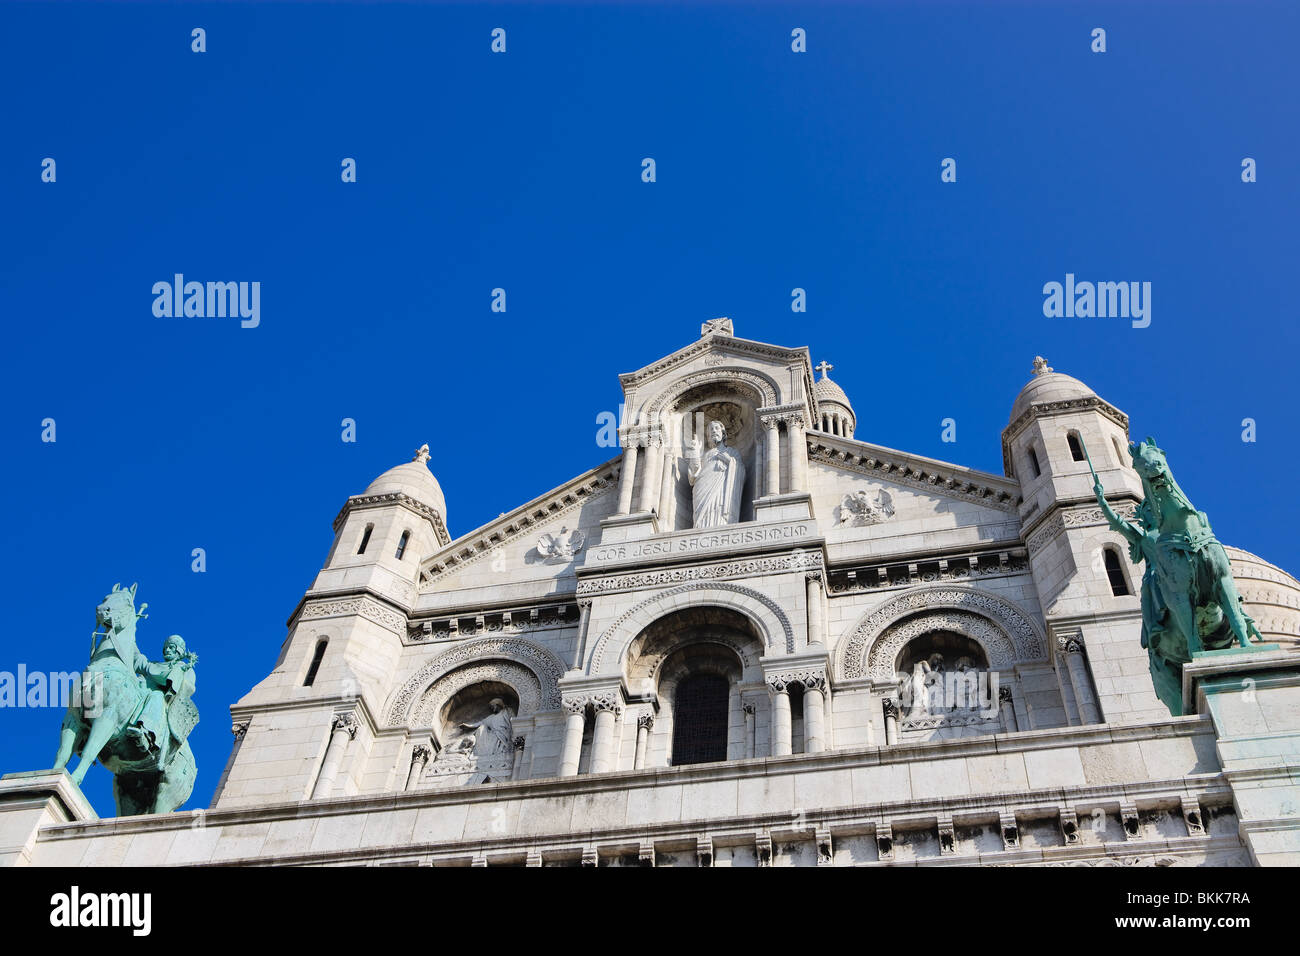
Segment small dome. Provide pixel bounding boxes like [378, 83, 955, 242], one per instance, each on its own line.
[1224, 545, 1300, 648]
[813, 360, 853, 410]
[1009, 356, 1096, 423]
[361, 444, 447, 519]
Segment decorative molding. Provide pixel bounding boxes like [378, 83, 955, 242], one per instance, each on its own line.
[578, 550, 822, 597]
[839, 586, 1048, 681]
[767, 668, 825, 693]
[333, 492, 451, 547]
[829, 551, 1029, 595]
[407, 603, 576, 644]
[809, 441, 1019, 512]
[1025, 501, 1138, 555]
[384, 637, 565, 727]
[417, 465, 619, 589]
[1003, 395, 1129, 450]
[587, 581, 796, 672]
[300, 596, 407, 636]
[410, 660, 542, 728]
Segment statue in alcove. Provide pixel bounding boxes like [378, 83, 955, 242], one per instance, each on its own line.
[686, 420, 745, 528]
[454, 697, 515, 760]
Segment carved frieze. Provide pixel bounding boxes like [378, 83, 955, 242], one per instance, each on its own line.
[300, 596, 407, 636]
[840, 587, 1047, 680]
[578, 549, 822, 596]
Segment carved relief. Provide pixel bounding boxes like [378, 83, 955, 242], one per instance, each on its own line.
[578, 549, 822, 597]
[839, 587, 1047, 680]
[300, 596, 406, 636]
[837, 489, 895, 527]
[409, 661, 540, 729]
[384, 637, 565, 726]
[537, 527, 587, 562]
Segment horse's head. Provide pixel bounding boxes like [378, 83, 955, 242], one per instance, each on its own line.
[1130, 438, 1172, 492]
[96, 583, 139, 633]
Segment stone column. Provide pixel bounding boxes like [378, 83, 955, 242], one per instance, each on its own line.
[559, 699, 586, 777]
[405, 744, 431, 790]
[764, 417, 781, 496]
[998, 687, 1018, 732]
[312, 713, 358, 799]
[743, 702, 756, 758]
[1059, 636, 1101, 724]
[803, 675, 828, 753]
[883, 698, 899, 745]
[769, 678, 793, 756]
[788, 416, 808, 493]
[511, 736, 527, 779]
[639, 436, 662, 513]
[633, 712, 654, 769]
[658, 447, 677, 526]
[572, 599, 592, 672]
[616, 440, 639, 515]
[805, 573, 824, 649]
[590, 697, 621, 774]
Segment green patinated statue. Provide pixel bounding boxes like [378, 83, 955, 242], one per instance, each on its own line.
[1089, 439, 1264, 714]
[52, 584, 200, 815]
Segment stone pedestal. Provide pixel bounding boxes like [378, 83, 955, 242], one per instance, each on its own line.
[1182, 646, 1300, 866]
[0, 770, 98, 867]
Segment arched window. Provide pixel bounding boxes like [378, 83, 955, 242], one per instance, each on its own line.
[670, 673, 730, 766]
[1104, 548, 1130, 596]
[1027, 444, 1042, 478]
[303, 639, 328, 687]
[357, 523, 374, 555]
[395, 530, 411, 560]
[1067, 432, 1086, 462]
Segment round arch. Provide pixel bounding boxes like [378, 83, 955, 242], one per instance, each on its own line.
[586, 582, 795, 675]
[641, 367, 781, 427]
[836, 585, 1048, 681]
[383, 636, 565, 727]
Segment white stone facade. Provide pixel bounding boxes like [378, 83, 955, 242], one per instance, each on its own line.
[6, 323, 1300, 866]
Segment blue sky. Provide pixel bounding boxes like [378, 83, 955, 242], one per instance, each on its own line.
[2, 0, 1297, 815]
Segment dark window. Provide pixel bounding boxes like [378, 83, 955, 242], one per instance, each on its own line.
[357, 524, 374, 555]
[671, 674, 730, 766]
[304, 640, 328, 686]
[1068, 433, 1086, 462]
[1028, 445, 1042, 478]
[395, 530, 410, 560]
[1104, 549, 1130, 596]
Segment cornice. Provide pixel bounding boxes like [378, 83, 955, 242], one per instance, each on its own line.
[808, 436, 1020, 512]
[1001, 396, 1130, 475]
[333, 492, 451, 547]
[417, 459, 620, 590]
[618, 334, 810, 391]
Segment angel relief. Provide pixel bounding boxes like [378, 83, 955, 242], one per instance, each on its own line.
[838, 489, 896, 527]
[537, 526, 586, 562]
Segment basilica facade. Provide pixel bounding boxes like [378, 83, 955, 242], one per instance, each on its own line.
[8, 319, 1300, 867]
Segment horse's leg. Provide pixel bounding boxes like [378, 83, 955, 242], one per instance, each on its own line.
[70, 715, 115, 787]
[53, 709, 80, 771]
[1210, 551, 1255, 649]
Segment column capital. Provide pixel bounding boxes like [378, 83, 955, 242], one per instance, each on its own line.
[768, 667, 827, 692]
[513, 735, 526, 751]
[998, 686, 1013, 703]
[231, 720, 250, 740]
[637, 712, 655, 730]
[411, 744, 432, 763]
[331, 713, 359, 739]
[563, 697, 588, 716]
[882, 697, 900, 719]
[742, 702, 757, 716]
[1057, 635, 1085, 655]
[591, 693, 622, 715]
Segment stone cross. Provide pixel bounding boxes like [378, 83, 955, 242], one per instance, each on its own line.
[815, 360, 833, 379]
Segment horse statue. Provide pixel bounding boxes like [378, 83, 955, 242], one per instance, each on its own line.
[1090, 438, 1263, 714]
[52, 584, 200, 815]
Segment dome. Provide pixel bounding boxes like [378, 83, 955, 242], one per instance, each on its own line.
[1224, 545, 1300, 648]
[814, 375, 853, 410]
[361, 444, 447, 519]
[1009, 356, 1097, 423]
